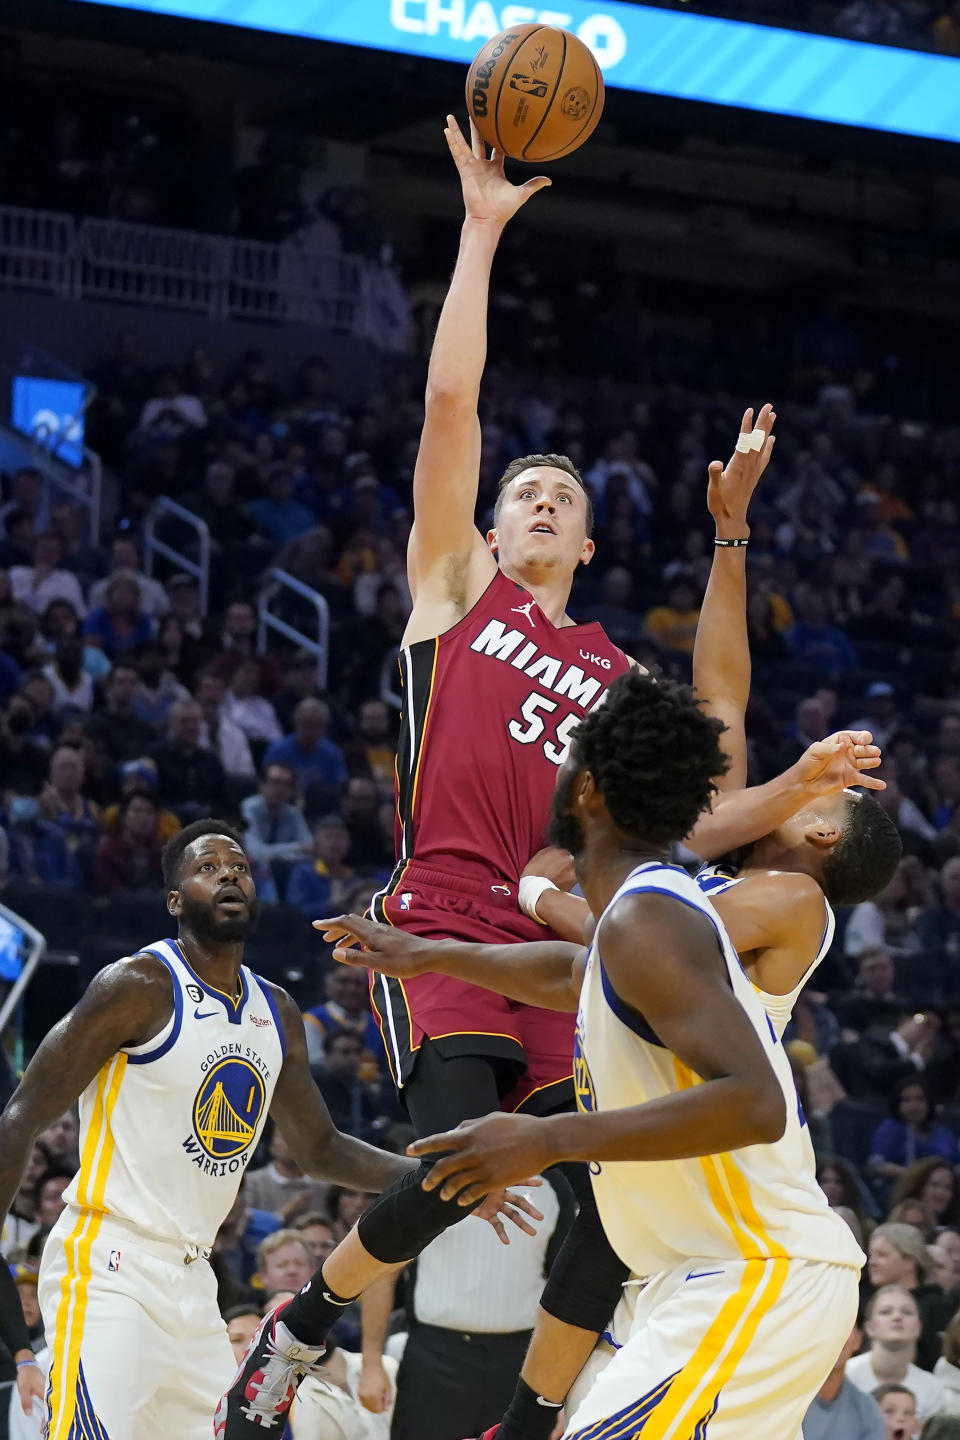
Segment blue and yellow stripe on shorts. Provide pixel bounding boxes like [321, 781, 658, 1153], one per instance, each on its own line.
[573, 1058, 790, 1439]
[47, 1052, 126, 1440]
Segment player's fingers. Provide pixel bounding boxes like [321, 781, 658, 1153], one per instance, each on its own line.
[490, 147, 506, 173]
[443, 115, 470, 163]
[501, 1205, 538, 1236]
[707, 459, 723, 481]
[488, 1216, 509, 1244]
[440, 1168, 483, 1201]
[739, 407, 753, 435]
[468, 116, 486, 158]
[756, 401, 775, 435]
[518, 176, 551, 200]
[856, 775, 886, 790]
[855, 755, 882, 769]
[332, 946, 367, 966]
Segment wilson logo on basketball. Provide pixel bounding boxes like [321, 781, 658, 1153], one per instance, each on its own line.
[469, 29, 518, 118]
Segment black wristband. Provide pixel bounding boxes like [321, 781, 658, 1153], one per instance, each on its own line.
[714, 537, 749, 547]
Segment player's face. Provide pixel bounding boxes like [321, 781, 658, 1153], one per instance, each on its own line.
[173, 835, 260, 942]
[488, 469, 594, 577]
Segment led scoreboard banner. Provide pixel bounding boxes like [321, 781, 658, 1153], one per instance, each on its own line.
[62, 0, 960, 144]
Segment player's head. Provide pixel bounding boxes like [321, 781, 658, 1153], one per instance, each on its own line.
[163, 819, 260, 942]
[762, 789, 902, 906]
[488, 454, 594, 580]
[549, 671, 728, 862]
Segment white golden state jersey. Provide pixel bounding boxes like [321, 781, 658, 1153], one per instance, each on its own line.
[696, 863, 836, 1038]
[63, 938, 284, 1248]
[573, 863, 863, 1280]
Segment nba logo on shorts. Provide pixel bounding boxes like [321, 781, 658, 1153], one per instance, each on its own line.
[399, 893, 412, 910]
[108, 1250, 121, 1272]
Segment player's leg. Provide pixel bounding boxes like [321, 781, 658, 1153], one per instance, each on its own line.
[153, 1260, 236, 1438]
[218, 1045, 509, 1436]
[563, 1259, 858, 1440]
[39, 1217, 167, 1440]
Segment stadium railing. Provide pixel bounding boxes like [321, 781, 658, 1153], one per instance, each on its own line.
[143, 496, 211, 615]
[257, 568, 330, 692]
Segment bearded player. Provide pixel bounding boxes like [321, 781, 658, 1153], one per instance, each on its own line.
[219, 118, 879, 1433]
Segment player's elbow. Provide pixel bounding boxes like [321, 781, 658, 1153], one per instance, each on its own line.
[424, 382, 476, 416]
[744, 1083, 787, 1145]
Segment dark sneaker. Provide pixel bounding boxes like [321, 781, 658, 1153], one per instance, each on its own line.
[215, 1303, 326, 1434]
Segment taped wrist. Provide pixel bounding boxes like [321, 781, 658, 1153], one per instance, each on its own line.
[356, 1159, 480, 1263]
[540, 1190, 629, 1333]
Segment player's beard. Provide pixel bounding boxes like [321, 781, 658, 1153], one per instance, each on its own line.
[548, 767, 584, 858]
[179, 892, 261, 944]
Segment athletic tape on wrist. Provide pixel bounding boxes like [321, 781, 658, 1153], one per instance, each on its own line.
[518, 875, 558, 924]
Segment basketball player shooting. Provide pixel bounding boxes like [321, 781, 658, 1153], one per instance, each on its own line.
[321, 672, 867, 1440]
[219, 117, 889, 1436]
[0, 821, 531, 1440]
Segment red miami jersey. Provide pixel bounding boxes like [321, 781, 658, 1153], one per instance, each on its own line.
[379, 569, 631, 896]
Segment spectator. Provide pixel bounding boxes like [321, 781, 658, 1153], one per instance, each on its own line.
[343, 698, 397, 796]
[870, 1080, 960, 1178]
[850, 683, 903, 752]
[209, 600, 282, 692]
[325, 1184, 374, 1244]
[99, 758, 181, 844]
[837, 948, 906, 1031]
[244, 1126, 330, 1225]
[834, 1012, 940, 1103]
[83, 571, 153, 659]
[253, 1229, 313, 1300]
[338, 774, 391, 869]
[4, 793, 80, 886]
[42, 634, 94, 714]
[86, 660, 158, 763]
[292, 1212, 336, 1265]
[38, 744, 100, 873]
[914, 858, 960, 967]
[286, 816, 355, 918]
[302, 966, 385, 1075]
[33, 1165, 73, 1234]
[225, 1304, 262, 1366]
[187, 460, 256, 550]
[642, 575, 700, 656]
[311, 1028, 386, 1142]
[872, 1384, 920, 1440]
[817, 1154, 874, 1244]
[867, 1224, 955, 1369]
[0, 695, 50, 794]
[890, 1159, 960, 1227]
[150, 699, 227, 820]
[10, 532, 87, 620]
[212, 1180, 281, 1288]
[846, 1287, 944, 1418]
[132, 642, 189, 727]
[263, 698, 347, 795]
[36, 1111, 79, 1167]
[803, 1320, 886, 1439]
[934, 1313, 960, 1417]
[240, 763, 311, 871]
[785, 590, 860, 674]
[195, 670, 255, 780]
[0, 1139, 51, 1253]
[92, 789, 165, 893]
[138, 367, 207, 436]
[249, 463, 315, 545]
[88, 537, 168, 617]
[845, 866, 925, 960]
[223, 658, 282, 744]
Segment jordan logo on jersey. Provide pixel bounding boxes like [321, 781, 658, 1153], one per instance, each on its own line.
[511, 600, 537, 627]
[182, 1053, 269, 1177]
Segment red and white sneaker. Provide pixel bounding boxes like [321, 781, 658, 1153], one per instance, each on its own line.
[215, 1302, 326, 1434]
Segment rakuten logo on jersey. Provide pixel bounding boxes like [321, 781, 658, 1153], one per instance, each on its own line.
[579, 650, 611, 670]
[389, 2, 628, 71]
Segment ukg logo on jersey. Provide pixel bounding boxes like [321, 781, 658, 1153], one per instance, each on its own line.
[388, 2, 628, 71]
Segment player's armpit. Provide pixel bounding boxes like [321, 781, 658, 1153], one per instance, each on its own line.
[0, 955, 173, 1222]
[266, 985, 414, 1192]
[709, 870, 827, 964]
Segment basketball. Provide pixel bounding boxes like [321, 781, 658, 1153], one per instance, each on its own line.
[465, 24, 604, 164]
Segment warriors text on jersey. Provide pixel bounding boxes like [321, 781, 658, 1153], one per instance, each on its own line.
[62, 938, 285, 1248]
[573, 862, 863, 1278]
[385, 569, 630, 890]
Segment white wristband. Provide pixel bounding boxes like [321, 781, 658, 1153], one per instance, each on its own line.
[518, 875, 558, 924]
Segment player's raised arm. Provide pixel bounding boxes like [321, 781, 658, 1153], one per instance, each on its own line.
[406, 117, 550, 631]
[0, 956, 173, 1225]
[314, 913, 586, 1013]
[692, 403, 775, 791]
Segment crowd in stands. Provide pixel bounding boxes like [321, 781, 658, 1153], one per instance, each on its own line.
[643, 0, 960, 53]
[2, 313, 960, 1433]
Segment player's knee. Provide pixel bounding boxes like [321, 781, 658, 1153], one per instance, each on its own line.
[541, 1202, 630, 1333]
[356, 1158, 478, 1264]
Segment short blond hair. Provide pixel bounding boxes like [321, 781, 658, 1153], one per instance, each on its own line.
[255, 1228, 311, 1272]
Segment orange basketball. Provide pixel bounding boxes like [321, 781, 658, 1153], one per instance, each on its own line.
[465, 24, 604, 164]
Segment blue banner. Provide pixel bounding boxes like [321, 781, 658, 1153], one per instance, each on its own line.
[65, 0, 960, 144]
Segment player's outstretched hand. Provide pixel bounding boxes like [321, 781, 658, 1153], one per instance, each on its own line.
[474, 1185, 545, 1245]
[445, 114, 550, 230]
[522, 847, 577, 891]
[410, 1113, 561, 1208]
[706, 403, 776, 533]
[797, 730, 885, 796]
[313, 913, 438, 978]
